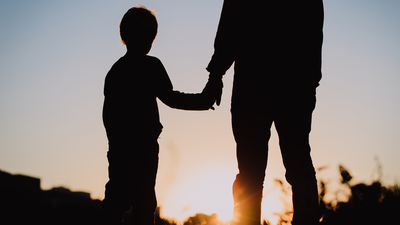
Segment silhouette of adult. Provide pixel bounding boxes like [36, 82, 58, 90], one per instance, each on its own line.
[207, 1, 324, 225]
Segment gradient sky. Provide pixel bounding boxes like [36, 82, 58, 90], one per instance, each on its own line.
[1, 0, 399, 223]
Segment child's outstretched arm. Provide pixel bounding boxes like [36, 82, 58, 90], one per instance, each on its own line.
[158, 76, 222, 110]
[151, 56, 222, 110]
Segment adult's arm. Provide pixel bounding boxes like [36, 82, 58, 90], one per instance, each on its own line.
[206, 0, 242, 75]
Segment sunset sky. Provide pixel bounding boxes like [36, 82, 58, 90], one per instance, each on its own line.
[1, 0, 399, 223]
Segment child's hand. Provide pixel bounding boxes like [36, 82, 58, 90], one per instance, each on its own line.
[202, 73, 223, 109]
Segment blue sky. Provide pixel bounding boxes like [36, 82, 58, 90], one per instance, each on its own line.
[1, 0, 399, 222]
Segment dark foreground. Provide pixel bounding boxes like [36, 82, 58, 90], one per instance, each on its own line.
[1, 166, 399, 225]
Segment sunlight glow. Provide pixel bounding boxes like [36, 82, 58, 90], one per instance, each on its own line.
[161, 169, 235, 222]
[160, 166, 293, 225]
[261, 180, 293, 225]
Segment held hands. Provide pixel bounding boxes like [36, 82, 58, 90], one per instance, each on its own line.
[201, 73, 223, 110]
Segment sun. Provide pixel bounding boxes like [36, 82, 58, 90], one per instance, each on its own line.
[261, 179, 293, 225]
[160, 168, 235, 222]
[158, 166, 291, 224]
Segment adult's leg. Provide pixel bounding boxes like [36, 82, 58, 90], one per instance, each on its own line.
[231, 110, 273, 225]
[274, 89, 320, 225]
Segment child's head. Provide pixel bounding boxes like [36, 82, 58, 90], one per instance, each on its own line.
[120, 6, 158, 55]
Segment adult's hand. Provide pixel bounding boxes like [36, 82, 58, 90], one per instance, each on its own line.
[208, 73, 223, 106]
[202, 73, 223, 109]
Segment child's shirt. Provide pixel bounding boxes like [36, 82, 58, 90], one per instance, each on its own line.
[103, 54, 211, 143]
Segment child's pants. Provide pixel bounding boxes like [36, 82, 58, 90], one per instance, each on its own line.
[101, 140, 159, 225]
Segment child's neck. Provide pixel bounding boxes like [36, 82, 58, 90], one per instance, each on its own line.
[126, 44, 151, 56]
[125, 49, 146, 57]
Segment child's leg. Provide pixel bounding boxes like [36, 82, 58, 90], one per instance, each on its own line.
[102, 139, 159, 225]
[130, 140, 159, 225]
[102, 148, 135, 225]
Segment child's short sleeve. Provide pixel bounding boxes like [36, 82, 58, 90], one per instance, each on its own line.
[149, 57, 174, 96]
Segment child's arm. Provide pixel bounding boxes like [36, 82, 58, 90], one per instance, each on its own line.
[158, 77, 222, 110]
[153, 58, 222, 110]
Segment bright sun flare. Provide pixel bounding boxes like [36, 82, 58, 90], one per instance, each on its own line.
[160, 168, 291, 224]
[162, 170, 235, 222]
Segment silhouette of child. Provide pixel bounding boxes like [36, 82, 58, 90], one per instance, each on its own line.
[101, 6, 222, 225]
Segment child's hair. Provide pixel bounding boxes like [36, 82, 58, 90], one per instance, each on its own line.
[119, 5, 158, 45]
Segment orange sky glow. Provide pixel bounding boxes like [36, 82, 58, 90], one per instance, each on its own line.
[1, 1, 400, 224]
